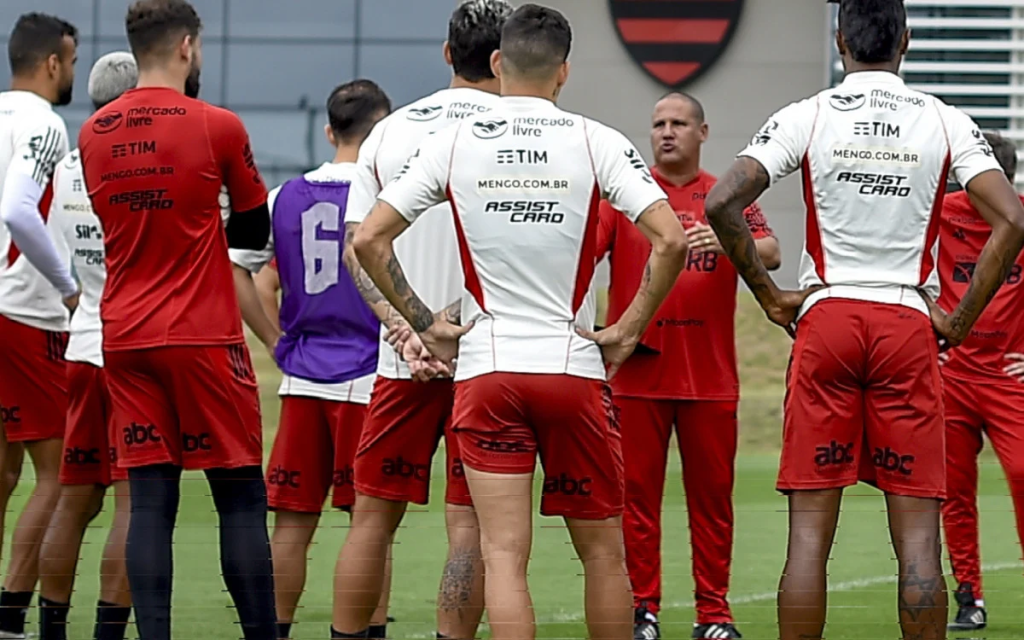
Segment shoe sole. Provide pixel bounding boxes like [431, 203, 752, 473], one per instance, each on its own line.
[947, 622, 987, 631]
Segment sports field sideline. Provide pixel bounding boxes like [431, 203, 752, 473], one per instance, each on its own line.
[8, 294, 1023, 639]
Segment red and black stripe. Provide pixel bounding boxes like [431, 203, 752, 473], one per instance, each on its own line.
[609, 0, 746, 88]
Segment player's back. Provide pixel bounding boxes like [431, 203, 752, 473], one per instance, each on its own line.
[938, 190, 1024, 381]
[745, 72, 998, 314]
[272, 164, 379, 384]
[80, 87, 265, 350]
[437, 98, 622, 380]
[0, 90, 71, 331]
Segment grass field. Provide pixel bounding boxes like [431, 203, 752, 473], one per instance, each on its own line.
[7, 293, 1024, 639]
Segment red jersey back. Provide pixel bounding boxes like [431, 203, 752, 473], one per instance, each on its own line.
[79, 88, 267, 351]
[598, 169, 773, 400]
[937, 190, 1024, 383]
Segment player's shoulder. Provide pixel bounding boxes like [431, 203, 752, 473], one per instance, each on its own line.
[196, 99, 244, 128]
[397, 88, 499, 124]
[54, 148, 82, 180]
[304, 161, 359, 184]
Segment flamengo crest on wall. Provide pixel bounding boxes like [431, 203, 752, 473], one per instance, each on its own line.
[609, 0, 746, 89]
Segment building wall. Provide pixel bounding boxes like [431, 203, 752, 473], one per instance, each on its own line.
[0, 0, 831, 285]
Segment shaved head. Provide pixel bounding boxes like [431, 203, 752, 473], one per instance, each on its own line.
[658, 92, 705, 124]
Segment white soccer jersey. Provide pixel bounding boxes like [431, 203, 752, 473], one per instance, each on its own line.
[0, 91, 71, 331]
[378, 96, 667, 382]
[51, 150, 104, 366]
[738, 71, 1001, 317]
[348, 87, 502, 379]
[230, 162, 375, 404]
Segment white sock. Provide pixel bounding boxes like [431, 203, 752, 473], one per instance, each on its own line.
[975, 598, 985, 608]
[644, 611, 658, 623]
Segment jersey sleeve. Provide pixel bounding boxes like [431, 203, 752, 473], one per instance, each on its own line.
[596, 200, 618, 261]
[744, 202, 775, 240]
[228, 185, 278, 273]
[736, 98, 817, 185]
[9, 114, 68, 187]
[346, 118, 388, 225]
[376, 125, 454, 223]
[587, 121, 667, 222]
[940, 104, 1003, 188]
[207, 106, 268, 213]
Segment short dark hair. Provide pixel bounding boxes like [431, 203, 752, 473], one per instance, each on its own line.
[984, 132, 1018, 182]
[449, 0, 512, 82]
[833, 0, 907, 64]
[500, 4, 572, 79]
[126, 0, 202, 63]
[659, 92, 705, 123]
[8, 13, 78, 76]
[327, 80, 391, 145]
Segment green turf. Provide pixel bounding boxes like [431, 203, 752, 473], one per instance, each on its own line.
[7, 292, 1024, 639]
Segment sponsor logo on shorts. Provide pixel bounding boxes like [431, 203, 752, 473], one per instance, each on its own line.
[267, 465, 301, 488]
[381, 456, 429, 482]
[123, 422, 161, 446]
[600, 384, 620, 433]
[109, 447, 118, 464]
[92, 112, 123, 134]
[64, 447, 102, 465]
[449, 457, 465, 479]
[542, 473, 593, 497]
[333, 466, 354, 487]
[182, 432, 212, 452]
[0, 405, 21, 425]
[476, 439, 532, 454]
[872, 447, 915, 476]
[814, 440, 854, 467]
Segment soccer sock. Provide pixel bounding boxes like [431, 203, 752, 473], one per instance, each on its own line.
[94, 600, 131, 640]
[0, 589, 34, 634]
[206, 466, 277, 640]
[276, 621, 292, 639]
[436, 633, 452, 639]
[126, 464, 182, 640]
[331, 627, 369, 638]
[975, 598, 985, 608]
[39, 596, 70, 640]
[368, 623, 387, 638]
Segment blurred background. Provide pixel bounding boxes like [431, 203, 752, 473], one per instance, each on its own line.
[0, 0, 1020, 288]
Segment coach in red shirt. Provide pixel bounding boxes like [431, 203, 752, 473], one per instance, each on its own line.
[597, 93, 780, 640]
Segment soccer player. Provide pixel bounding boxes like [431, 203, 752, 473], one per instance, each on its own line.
[35, 51, 138, 640]
[354, 6, 689, 640]
[0, 12, 80, 639]
[704, 0, 1024, 638]
[937, 132, 1024, 632]
[334, 2, 511, 638]
[230, 79, 394, 640]
[77, 2, 276, 639]
[598, 92, 780, 640]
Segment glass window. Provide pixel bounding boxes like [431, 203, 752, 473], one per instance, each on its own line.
[99, 0, 224, 37]
[61, 110, 92, 149]
[357, 43, 449, 108]
[359, 0, 453, 40]
[226, 43, 354, 107]
[226, 0, 355, 39]
[237, 111, 315, 176]
[0, 1, 95, 36]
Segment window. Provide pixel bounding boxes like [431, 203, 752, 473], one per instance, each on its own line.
[829, 0, 1024, 188]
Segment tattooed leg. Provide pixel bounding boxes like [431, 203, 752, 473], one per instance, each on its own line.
[437, 505, 484, 639]
[887, 494, 946, 640]
[778, 489, 843, 640]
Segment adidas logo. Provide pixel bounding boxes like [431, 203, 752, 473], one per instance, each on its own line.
[695, 623, 738, 639]
[639, 625, 658, 640]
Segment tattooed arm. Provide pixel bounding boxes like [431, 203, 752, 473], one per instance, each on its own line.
[435, 299, 461, 326]
[343, 222, 409, 330]
[704, 157, 781, 309]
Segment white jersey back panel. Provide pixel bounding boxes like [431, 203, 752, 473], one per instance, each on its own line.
[0, 91, 70, 331]
[51, 150, 104, 366]
[379, 96, 666, 381]
[348, 87, 502, 379]
[738, 72, 1000, 316]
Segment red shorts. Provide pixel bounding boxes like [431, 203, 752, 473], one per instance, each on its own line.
[105, 345, 263, 470]
[0, 314, 68, 442]
[354, 377, 469, 506]
[60, 362, 127, 486]
[267, 396, 366, 513]
[452, 373, 624, 520]
[780, 299, 945, 499]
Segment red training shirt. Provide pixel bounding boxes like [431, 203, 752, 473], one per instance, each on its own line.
[598, 168, 774, 400]
[937, 190, 1024, 384]
[79, 87, 267, 351]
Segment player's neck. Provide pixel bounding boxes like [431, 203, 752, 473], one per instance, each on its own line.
[449, 75, 500, 95]
[499, 80, 558, 103]
[843, 62, 900, 76]
[655, 162, 700, 187]
[9, 76, 56, 105]
[135, 69, 185, 94]
[331, 145, 359, 165]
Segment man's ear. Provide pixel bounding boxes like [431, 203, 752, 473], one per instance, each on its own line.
[899, 29, 910, 56]
[835, 29, 847, 57]
[324, 124, 337, 148]
[490, 49, 502, 80]
[443, 41, 452, 67]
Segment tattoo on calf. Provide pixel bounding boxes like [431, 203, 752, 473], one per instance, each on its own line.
[438, 549, 476, 614]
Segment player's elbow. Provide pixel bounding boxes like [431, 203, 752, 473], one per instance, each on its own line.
[352, 223, 383, 268]
[760, 241, 782, 271]
[704, 190, 729, 228]
[652, 222, 689, 264]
